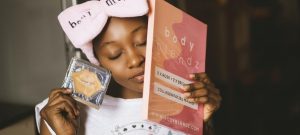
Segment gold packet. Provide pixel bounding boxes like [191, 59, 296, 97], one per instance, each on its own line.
[62, 57, 111, 109]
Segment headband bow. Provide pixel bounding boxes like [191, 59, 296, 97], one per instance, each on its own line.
[58, 0, 149, 65]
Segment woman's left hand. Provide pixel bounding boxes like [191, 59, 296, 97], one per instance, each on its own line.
[182, 73, 222, 122]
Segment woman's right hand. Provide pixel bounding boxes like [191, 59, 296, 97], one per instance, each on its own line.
[40, 88, 80, 135]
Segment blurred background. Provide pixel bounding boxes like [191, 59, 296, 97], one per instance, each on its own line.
[181, 0, 300, 135]
[0, 0, 299, 135]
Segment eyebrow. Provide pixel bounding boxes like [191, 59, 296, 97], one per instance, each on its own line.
[101, 25, 146, 47]
[131, 25, 146, 34]
[101, 41, 115, 47]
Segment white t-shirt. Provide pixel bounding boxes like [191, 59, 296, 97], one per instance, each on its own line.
[35, 95, 186, 135]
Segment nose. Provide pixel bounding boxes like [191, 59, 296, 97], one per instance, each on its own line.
[127, 48, 145, 69]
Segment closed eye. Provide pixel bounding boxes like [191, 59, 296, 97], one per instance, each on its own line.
[108, 53, 122, 60]
[135, 41, 147, 47]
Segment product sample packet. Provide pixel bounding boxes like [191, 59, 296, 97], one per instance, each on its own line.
[62, 57, 111, 109]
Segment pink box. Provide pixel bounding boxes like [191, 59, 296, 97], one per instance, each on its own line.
[143, 0, 208, 134]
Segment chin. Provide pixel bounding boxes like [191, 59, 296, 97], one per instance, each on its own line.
[120, 80, 144, 94]
[133, 82, 144, 93]
[139, 82, 145, 90]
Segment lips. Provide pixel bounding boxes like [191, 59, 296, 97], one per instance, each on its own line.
[130, 71, 145, 83]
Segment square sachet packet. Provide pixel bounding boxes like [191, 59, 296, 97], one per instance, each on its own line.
[62, 57, 111, 109]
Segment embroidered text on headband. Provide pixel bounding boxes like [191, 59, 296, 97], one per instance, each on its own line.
[58, 0, 149, 65]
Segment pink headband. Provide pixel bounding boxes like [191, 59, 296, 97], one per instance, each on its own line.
[58, 0, 149, 65]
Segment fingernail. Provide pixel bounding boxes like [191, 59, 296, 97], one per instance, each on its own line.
[66, 89, 72, 93]
[181, 84, 189, 91]
[183, 93, 191, 97]
[199, 97, 208, 103]
[187, 98, 195, 103]
[189, 74, 195, 79]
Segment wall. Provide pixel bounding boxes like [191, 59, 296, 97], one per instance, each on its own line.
[0, 0, 67, 105]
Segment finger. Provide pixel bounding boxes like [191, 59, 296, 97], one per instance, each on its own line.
[48, 93, 79, 116]
[190, 73, 216, 86]
[49, 89, 73, 103]
[206, 85, 220, 95]
[190, 73, 217, 87]
[186, 88, 221, 105]
[40, 107, 49, 120]
[189, 72, 208, 81]
[182, 82, 206, 92]
[51, 101, 77, 119]
[54, 94, 79, 115]
[205, 96, 220, 113]
[203, 96, 221, 122]
[206, 91, 222, 109]
[203, 78, 215, 87]
[183, 88, 208, 98]
[187, 97, 208, 103]
[183, 83, 219, 98]
[49, 88, 72, 100]
[40, 101, 77, 121]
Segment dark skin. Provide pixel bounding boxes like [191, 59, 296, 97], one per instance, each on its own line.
[40, 17, 221, 135]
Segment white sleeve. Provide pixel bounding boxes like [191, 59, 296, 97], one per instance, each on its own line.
[35, 98, 56, 135]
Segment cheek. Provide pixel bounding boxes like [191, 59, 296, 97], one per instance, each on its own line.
[142, 48, 146, 57]
[137, 47, 146, 59]
[99, 58, 128, 81]
[111, 69, 134, 91]
[111, 68, 128, 82]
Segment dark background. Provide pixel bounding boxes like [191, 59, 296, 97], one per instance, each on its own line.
[174, 0, 299, 135]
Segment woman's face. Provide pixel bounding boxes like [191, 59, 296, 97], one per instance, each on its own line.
[94, 17, 147, 94]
